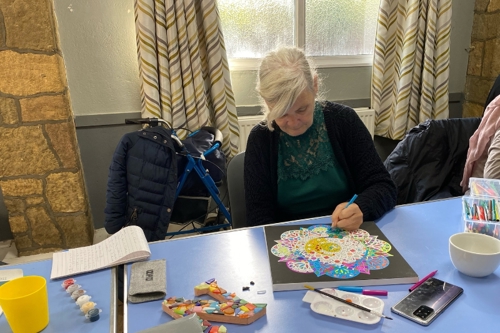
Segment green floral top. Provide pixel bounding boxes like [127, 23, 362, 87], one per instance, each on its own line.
[277, 102, 350, 219]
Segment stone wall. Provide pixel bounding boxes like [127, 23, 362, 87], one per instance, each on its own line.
[0, 0, 93, 255]
[464, 0, 500, 117]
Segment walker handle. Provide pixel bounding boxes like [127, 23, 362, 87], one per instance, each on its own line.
[170, 134, 183, 148]
[200, 127, 223, 157]
[199, 127, 223, 145]
[213, 129, 223, 146]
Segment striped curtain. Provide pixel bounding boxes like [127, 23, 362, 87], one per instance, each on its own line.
[134, 0, 240, 158]
[371, 0, 452, 140]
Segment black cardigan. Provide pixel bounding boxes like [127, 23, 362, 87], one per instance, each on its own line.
[244, 101, 397, 226]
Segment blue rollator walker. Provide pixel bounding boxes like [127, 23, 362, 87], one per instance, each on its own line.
[125, 117, 232, 236]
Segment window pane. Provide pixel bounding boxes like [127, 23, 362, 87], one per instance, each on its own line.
[219, 0, 294, 58]
[305, 0, 379, 56]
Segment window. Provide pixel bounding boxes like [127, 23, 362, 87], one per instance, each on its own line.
[218, 0, 379, 69]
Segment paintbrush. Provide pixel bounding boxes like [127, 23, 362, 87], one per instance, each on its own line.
[304, 285, 393, 320]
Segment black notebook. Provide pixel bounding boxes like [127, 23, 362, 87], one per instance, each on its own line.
[264, 222, 418, 291]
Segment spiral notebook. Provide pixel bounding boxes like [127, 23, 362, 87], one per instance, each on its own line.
[50, 226, 151, 279]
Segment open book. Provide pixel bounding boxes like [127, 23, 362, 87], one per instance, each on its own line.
[50, 226, 151, 279]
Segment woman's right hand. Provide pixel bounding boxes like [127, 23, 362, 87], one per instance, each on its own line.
[331, 202, 363, 231]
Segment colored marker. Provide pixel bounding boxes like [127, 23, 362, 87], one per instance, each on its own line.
[463, 201, 471, 219]
[409, 270, 437, 292]
[337, 286, 388, 296]
[479, 205, 486, 220]
[345, 194, 358, 208]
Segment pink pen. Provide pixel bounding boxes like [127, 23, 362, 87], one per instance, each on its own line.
[362, 289, 388, 296]
[409, 270, 437, 292]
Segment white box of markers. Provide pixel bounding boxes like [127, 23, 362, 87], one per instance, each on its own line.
[462, 178, 500, 240]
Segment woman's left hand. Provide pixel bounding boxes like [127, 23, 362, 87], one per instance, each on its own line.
[331, 202, 363, 231]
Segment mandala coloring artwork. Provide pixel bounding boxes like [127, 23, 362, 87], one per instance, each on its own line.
[270, 225, 393, 279]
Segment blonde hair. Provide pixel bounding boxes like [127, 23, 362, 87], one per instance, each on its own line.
[256, 47, 318, 130]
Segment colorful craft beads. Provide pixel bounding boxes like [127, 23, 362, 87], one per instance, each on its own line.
[61, 276, 102, 324]
[71, 288, 86, 300]
[66, 283, 81, 294]
[76, 295, 92, 306]
[85, 308, 102, 322]
[80, 301, 97, 314]
[62, 278, 76, 290]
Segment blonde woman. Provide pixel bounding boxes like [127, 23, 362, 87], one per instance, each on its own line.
[244, 47, 396, 230]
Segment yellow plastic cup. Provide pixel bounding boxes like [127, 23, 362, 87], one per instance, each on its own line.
[0, 276, 49, 333]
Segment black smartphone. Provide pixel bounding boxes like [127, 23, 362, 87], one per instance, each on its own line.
[391, 277, 463, 326]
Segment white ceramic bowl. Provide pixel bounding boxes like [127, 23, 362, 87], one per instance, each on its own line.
[449, 232, 500, 277]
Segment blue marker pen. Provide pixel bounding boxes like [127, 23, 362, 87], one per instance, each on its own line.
[338, 286, 363, 293]
[463, 201, 471, 219]
[333, 194, 359, 231]
[337, 286, 388, 296]
[345, 194, 358, 208]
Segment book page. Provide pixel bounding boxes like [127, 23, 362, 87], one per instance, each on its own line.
[51, 226, 151, 279]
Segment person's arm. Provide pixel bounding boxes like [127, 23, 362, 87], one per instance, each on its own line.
[333, 106, 397, 221]
[244, 126, 277, 226]
[484, 129, 500, 180]
[104, 136, 131, 234]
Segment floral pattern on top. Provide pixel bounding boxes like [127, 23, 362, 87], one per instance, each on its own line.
[270, 225, 392, 279]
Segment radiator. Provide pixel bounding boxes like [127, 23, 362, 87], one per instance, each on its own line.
[237, 115, 263, 152]
[237, 108, 375, 152]
[353, 107, 376, 140]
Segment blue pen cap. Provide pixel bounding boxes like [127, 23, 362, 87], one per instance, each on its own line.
[337, 286, 363, 293]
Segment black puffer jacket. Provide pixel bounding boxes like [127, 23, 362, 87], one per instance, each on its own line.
[385, 118, 481, 205]
[104, 126, 177, 241]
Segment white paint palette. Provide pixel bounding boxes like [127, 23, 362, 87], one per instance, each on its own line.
[302, 288, 385, 325]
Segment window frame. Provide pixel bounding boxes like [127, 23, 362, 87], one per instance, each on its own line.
[225, 0, 375, 71]
[228, 55, 373, 71]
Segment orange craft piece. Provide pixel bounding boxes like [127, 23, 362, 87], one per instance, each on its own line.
[162, 279, 267, 325]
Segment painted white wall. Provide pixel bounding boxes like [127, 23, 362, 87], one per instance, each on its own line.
[53, 0, 141, 116]
[231, 66, 373, 107]
[53, 0, 475, 114]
